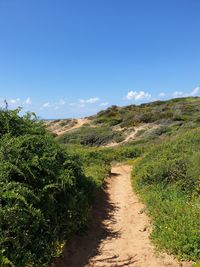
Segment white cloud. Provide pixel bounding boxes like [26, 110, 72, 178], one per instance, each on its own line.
[191, 87, 199, 96]
[172, 91, 184, 98]
[125, 91, 151, 101]
[99, 102, 109, 107]
[41, 99, 66, 110]
[172, 87, 200, 98]
[24, 97, 32, 105]
[42, 102, 50, 108]
[159, 92, 166, 98]
[9, 98, 21, 105]
[80, 97, 100, 104]
[1, 97, 33, 108]
[51, 99, 66, 110]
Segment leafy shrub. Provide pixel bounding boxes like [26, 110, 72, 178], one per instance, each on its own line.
[134, 129, 200, 192]
[57, 126, 125, 146]
[0, 108, 46, 138]
[0, 110, 94, 266]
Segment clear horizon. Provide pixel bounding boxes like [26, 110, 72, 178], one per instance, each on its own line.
[0, 0, 200, 119]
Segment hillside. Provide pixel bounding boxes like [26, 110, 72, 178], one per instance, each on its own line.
[48, 96, 200, 266]
[1, 97, 200, 266]
[47, 97, 200, 147]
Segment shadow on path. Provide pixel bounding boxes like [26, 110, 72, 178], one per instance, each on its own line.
[53, 173, 125, 267]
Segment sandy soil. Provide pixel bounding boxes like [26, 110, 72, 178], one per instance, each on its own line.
[55, 118, 90, 135]
[54, 165, 192, 267]
[105, 124, 159, 147]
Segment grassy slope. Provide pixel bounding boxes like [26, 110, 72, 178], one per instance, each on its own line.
[54, 97, 200, 263]
[55, 97, 200, 146]
[94, 97, 200, 127]
[132, 128, 200, 261]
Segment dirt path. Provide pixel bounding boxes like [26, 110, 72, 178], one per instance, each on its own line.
[55, 165, 192, 267]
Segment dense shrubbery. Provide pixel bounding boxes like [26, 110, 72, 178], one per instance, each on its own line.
[66, 142, 144, 166]
[132, 128, 200, 260]
[94, 97, 200, 129]
[0, 109, 94, 266]
[54, 97, 200, 149]
[57, 125, 125, 146]
[2, 97, 200, 265]
[134, 129, 200, 192]
[0, 108, 46, 138]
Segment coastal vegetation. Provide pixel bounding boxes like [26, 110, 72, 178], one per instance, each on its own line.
[1, 96, 200, 265]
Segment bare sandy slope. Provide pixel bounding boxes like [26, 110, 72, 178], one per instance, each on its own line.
[54, 165, 192, 267]
[105, 123, 159, 147]
[56, 118, 90, 135]
[48, 118, 90, 136]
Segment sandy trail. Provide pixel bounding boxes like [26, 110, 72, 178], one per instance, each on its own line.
[55, 165, 192, 267]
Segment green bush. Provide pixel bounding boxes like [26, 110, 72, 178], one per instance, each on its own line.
[57, 125, 125, 146]
[0, 110, 94, 266]
[0, 108, 46, 138]
[134, 129, 200, 192]
[65, 145, 111, 186]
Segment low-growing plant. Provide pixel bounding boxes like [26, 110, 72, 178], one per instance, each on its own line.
[57, 125, 125, 146]
[132, 128, 200, 261]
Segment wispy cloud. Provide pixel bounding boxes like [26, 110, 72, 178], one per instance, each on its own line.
[24, 97, 32, 105]
[69, 97, 101, 109]
[42, 102, 50, 108]
[3, 97, 33, 108]
[172, 91, 184, 98]
[80, 97, 100, 104]
[125, 90, 151, 101]
[99, 102, 109, 107]
[53, 99, 66, 110]
[40, 98, 67, 110]
[172, 87, 200, 98]
[9, 98, 21, 105]
[159, 92, 166, 98]
[191, 87, 199, 96]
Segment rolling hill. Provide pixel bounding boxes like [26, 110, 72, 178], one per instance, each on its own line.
[47, 97, 200, 147]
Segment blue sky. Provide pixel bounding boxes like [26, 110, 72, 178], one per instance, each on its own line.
[0, 0, 200, 118]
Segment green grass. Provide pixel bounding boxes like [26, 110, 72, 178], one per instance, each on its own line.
[46, 97, 200, 263]
[64, 125, 200, 262]
[132, 128, 200, 261]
